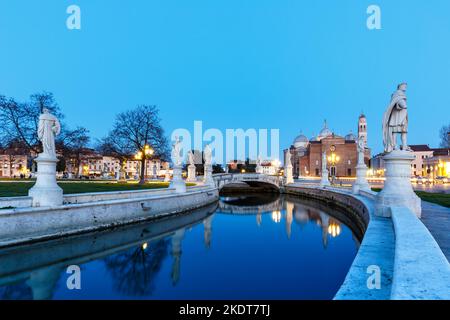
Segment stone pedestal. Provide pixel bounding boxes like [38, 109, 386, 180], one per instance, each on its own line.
[285, 164, 294, 184]
[28, 155, 63, 207]
[375, 150, 421, 218]
[169, 165, 186, 193]
[320, 169, 330, 187]
[353, 152, 371, 194]
[186, 164, 196, 182]
[203, 164, 214, 186]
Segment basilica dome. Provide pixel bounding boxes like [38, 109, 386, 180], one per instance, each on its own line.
[293, 134, 309, 149]
[317, 120, 333, 140]
[345, 132, 356, 141]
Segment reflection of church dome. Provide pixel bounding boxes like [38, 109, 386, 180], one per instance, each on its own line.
[293, 134, 309, 149]
[317, 120, 333, 140]
[345, 131, 356, 141]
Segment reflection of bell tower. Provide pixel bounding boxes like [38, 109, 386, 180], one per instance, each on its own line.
[171, 229, 185, 286]
[285, 201, 294, 239]
[203, 215, 213, 249]
[358, 114, 367, 147]
[26, 266, 62, 300]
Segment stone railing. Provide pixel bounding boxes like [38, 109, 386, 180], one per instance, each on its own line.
[63, 187, 175, 204]
[390, 206, 450, 300]
[284, 184, 450, 300]
[0, 196, 33, 209]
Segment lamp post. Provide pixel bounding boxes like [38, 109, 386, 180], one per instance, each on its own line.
[135, 145, 154, 182]
[327, 152, 340, 183]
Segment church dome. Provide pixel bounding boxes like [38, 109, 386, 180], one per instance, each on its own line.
[345, 132, 356, 141]
[293, 134, 309, 149]
[317, 120, 333, 140]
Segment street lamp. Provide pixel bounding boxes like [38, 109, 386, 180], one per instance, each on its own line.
[327, 152, 340, 182]
[136, 145, 155, 181]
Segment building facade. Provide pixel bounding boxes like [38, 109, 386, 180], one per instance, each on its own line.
[64, 149, 169, 179]
[285, 115, 371, 178]
[0, 154, 28, 178]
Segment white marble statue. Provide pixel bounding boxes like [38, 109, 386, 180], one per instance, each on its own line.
[285, 150, 292, 167]
[186, 150, 197, 182]
[284, 150, 294, 184]
[353, 135, 370, 194]
[357, 135, 365, 154]
[376, 83, 421, 217]
[29, 108, 63, 207]
[320, 151, 330, 186]
[38, 108, 61, 158]
[171, 136, 182, 167]
[204, 144, 212, 165]
[321, 151, 327, 173]
[382, 83, 409, 153]
[203, 144, 214, 186]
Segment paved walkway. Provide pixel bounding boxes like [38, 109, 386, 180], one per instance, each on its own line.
[421, 201, 450, 261]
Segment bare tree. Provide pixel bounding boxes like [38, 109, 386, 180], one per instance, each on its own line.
[0, 92, 90, 175]
[0, 92, 62, 154]
[57, 127, 91, 176]
[106, 105, 169, 184]
[439, 123, 450, 148]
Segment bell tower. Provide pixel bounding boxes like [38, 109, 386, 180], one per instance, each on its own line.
[358, 114, 367, 146]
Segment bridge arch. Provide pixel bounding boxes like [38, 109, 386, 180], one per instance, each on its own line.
[213, 173, 281, 192]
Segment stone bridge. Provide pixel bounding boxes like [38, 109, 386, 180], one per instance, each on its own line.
[212, 173, 282, 191]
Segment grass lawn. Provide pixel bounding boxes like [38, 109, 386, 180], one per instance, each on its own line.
[0, 181, 196, 198]
[372, 188, 450, 208]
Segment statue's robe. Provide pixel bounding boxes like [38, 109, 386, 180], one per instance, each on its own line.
[38, 112, 61, 158]
[382, 90, 408, 152]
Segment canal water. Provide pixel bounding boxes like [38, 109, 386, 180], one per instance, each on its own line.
[0, 194, 361, 300]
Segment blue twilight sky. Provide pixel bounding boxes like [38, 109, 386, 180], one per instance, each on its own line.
[0, 0, 449, 157]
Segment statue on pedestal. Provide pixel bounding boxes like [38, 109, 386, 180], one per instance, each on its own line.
[186, 150, 196, 182]
[353, 135, 370, 194]
[376, 83, 421, 217]
[29, 109, 63, 207]
[382, 83, 409, 152]
[169, 136, 186, 193]
[284, 150, 294, 184]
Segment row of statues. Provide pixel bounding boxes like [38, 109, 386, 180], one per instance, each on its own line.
[30, 82, 418, 215]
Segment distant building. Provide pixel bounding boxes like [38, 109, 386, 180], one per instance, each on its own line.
[423, 148, 450, 178]
[0, 154, 28, 178]
[284, 115, 371, 178]
[65, 149, 168, 179]
[409, 145, 434, 177]
[260, 161, 278, 175]
[371, 145, 449, 178]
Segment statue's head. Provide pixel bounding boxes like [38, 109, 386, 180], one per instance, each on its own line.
[42, 107, 50, 114]
[397, 83, 407, 91]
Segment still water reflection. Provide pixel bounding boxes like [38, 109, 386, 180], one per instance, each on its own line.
[0, 194, 360, 300]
